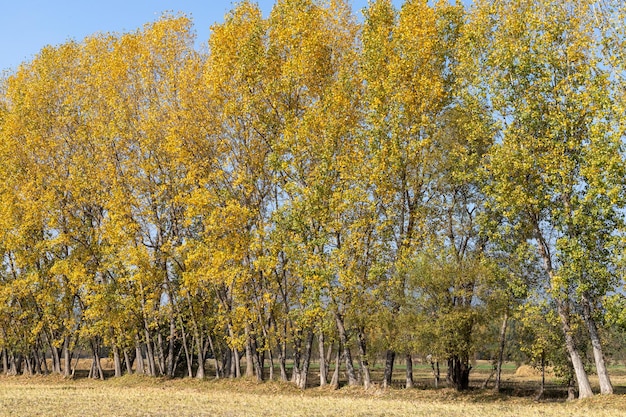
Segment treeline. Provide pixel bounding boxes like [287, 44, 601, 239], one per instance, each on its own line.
[0, 0, 625, 397]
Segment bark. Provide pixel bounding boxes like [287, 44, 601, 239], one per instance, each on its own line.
[535, 352, 546, 401]
[266, 339, 274, 381]
[382, 350, 396, 388]
[291, 331, 302, 385]
[495, 311, 509, 392]
[144, 329, 157, 376]
[42, 331, 61, 374]
[536, 232, 593, 399]
[335, 313, 357, 386]
[135, 341, 145, 375]
[8, 353, 18, 376]
[223, 348, 231, 378]
[37, 348, 47, 374]
[178, 324, 192, 378]
[233, 347, 241, 378]
[22, 354, 32, 376]
[195, 336, 206, 379]
[124, 350, 133, 375]
[192, 330, 205, 378]
[62, 336, 72, 378]
[567, 378, 576, 401]
[90, 339, 105, 380]
[447, 355, 471, 391]
[278, 339, 288, 381]
[2, 349, 7, 375]
[581, 293, 613, 394]
[50, 343, 61, 374]
[297, 331, 314, 389]
[326, 341, 333, 365]
[330, 348, 341, 389]
[405, 354, 414, 389]
[112, 345, 123, 378]
[251, 335, 264, 382]
[318, 332, 327, 387]
[357, 329, 371, 390]
[156, 332, 167, 376]
[429, 356, 440, 389]
[245, 327, 254, 378]
[556, 299, 594, 399]
[51, 345, 61, 374]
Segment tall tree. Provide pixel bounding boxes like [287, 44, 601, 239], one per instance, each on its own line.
[472, 0, 626, 398]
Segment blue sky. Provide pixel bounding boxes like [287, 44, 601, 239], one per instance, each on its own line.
[1, 0, 410, 73]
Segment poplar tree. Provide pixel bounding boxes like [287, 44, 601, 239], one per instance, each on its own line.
[472, 0, 626, 398]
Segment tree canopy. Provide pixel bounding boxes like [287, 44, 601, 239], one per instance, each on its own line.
[0, 0, 624, 398]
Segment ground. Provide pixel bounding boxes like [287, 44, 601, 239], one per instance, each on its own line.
[1, 360, 626, 416]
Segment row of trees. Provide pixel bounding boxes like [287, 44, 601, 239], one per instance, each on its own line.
[0, 0, 625, 397]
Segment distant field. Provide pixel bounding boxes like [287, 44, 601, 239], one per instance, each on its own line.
[1, 372, 626, 417]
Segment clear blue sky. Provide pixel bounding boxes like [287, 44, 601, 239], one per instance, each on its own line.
[1, 0, 413, 73]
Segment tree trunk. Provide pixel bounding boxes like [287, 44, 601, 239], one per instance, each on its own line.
[22, 354, 32, 376]
[382, 350, 395, 388]
[447, 355, 471, 391]
[537, 237, 593, 398]
[405, 354, 414, 389]
[195, 337, 206, 379]
[135, 341, 145, 375]
[266, 340, 274, 381]
[50, 344, 61, 374]
[357, 329, 371, 390]
[335, 313, 357, 386]
[113, 345, 123, 378]
[291, 337, 302, 386]
[330, 348, 341, 389]
[178, 324, 192, 378]
[556, 299, 593, 399]
[251, 335, 264, 382]
[278, 338, 288, 381]
[32, 352, 41, 375]
[535, 351, 546, 401]
[318, 332, 327, 387]
[8, 352, 18, 376]
[567, 377, 576, 401]
[432, 359, 440, 388]
[2, 349, 7, 375]
[42, 331, 61, 374]
[36, 346, 45, 374]
[581, 293, 613, 394]
[233, 348, 241, 378]
[245, 328, 254, 378]
[63, 336, 72, 378]
[156, 332, 166, 376]
[144, 329, 157, 376]
[124, 350, 133, 375]
[495, 311, 509, 392]
[91, 339, 105, 380]
[297, 331, 314, 389]
[223, 348, 231, 378]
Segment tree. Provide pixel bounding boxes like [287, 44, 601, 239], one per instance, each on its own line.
[360, 0, 467, 389]
[473, 0, 626, 397]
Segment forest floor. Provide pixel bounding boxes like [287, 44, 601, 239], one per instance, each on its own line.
[1, 361, 626, 416]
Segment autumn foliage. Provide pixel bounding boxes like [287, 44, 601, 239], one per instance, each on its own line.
[0, 0, 625, 397]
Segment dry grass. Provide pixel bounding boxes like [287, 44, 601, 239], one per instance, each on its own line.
[1, 374, 626, 417]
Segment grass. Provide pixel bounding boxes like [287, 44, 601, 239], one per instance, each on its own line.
[1, 371, 626, 416]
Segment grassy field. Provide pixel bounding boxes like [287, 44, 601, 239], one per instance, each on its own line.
[1, 370, 626, 417]
[0, 375, 625, 417]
